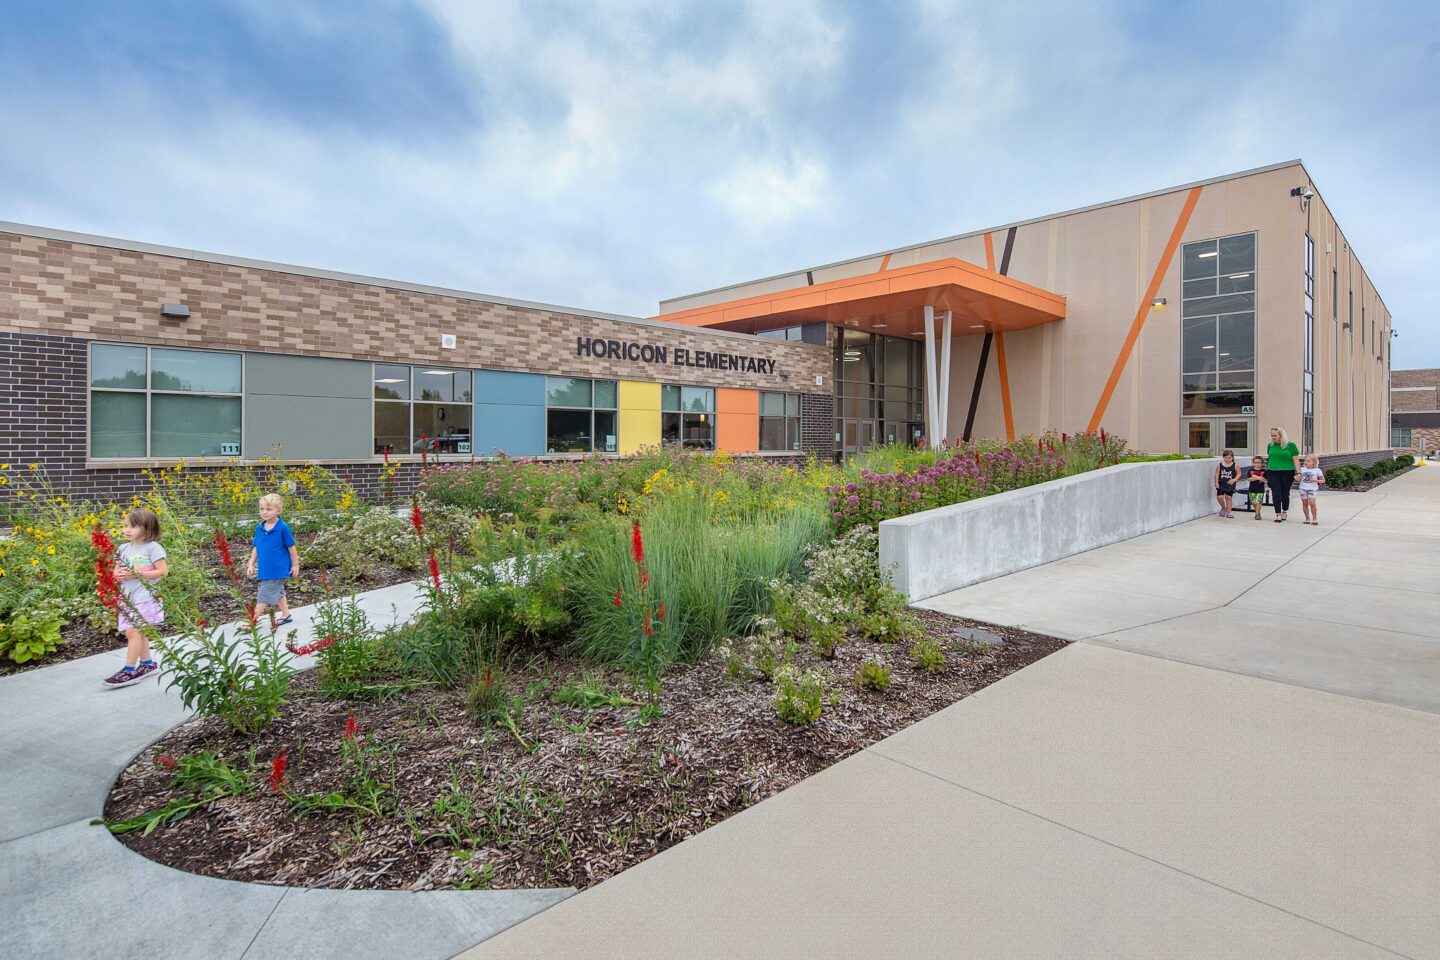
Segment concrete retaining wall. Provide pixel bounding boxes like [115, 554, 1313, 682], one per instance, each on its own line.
[879, 458, 1220, 601]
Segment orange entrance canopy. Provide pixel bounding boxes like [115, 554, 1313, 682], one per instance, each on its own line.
[652, 257, 1066, 338]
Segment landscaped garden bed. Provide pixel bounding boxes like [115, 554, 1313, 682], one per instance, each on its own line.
[6, 438, 1119, 891]
[105, 610, 1062, 890]
[1322, 455, 1417, 492]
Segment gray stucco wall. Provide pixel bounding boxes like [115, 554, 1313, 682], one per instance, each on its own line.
[244, 353, 372, 460]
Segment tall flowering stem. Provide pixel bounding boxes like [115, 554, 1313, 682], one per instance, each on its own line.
[269, 748, 288, 793]
[410, 498, 425, 537]
[91, 527, 122, 611]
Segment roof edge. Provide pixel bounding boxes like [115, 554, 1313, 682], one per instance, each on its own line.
[660, 159, 1306, 308]
[0, 219, 785, 345]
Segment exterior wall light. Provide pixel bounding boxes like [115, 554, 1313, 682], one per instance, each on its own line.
[160, 303, 190, 318]
[1151, 297, 1167, 308]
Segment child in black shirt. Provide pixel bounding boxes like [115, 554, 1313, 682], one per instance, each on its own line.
[1246, 455, 1267, 520]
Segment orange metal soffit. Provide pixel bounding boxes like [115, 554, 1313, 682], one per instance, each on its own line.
[1087, 186, 1203, 433]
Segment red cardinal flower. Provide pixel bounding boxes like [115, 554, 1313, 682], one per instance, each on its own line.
[157, 755, 177, 771]
[613, 589, 622, 607]
[642, 609, 653, 636]
[268, 748, 288, 792]
[410, 499, 424, 536]
[420, 432, 429, 465]
[428, 552, 442, 592]
[196, 618, 207, 629]
[630, 520, 645, 565]
[344, 715, 360, 741]
[656, 601, 666, 621]
[383, 446, 391, 465]
[91, 527, 122, 611]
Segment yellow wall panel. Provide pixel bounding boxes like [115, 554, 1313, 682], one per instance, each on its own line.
[618, 380, 661, 454]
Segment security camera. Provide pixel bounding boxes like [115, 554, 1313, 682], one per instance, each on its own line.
[1302, 187, 1315, 200]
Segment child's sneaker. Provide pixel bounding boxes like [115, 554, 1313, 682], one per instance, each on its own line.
[102, 667, 145, 689]
[133, 661, 159, 681]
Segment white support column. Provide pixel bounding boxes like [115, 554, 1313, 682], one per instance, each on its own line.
[923, 305, 938, 449]
[939, 309, 953, 444]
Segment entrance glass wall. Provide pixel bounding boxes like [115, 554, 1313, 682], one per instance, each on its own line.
[833, 328, 925, 458]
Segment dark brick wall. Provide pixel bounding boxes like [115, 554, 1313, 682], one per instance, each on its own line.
[801, 393, 835, 460]
[1317, 449, 1396, 470]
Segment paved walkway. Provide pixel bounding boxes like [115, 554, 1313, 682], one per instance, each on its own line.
[0, 582, 570, 960]
[457, 468, 1440, 959]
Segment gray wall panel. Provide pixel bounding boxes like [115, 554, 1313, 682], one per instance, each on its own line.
[246, 353, 371, 398]
[245, 395, 372, 460]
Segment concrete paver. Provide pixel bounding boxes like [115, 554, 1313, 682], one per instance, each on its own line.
[458, 748, 1400, 960]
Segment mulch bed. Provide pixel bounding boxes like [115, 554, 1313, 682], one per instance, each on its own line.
[0, 534, 421, 677]
[1334, 464, 1419, 494]
[106, 611, 1065, 891]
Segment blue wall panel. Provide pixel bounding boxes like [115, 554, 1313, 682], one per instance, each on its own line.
[474, 369, 545, 407]
[474, 403, 546, 457]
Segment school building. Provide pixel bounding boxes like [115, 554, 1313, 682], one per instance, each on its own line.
[1390, 368, 1440, 457]
[0, 159, 1397, 499]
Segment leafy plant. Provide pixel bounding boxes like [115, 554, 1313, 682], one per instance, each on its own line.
[854, 659, 892, 692]
[0, 611, 63, 664]
[290, 717, 394, 819]
[859, 608, 924, 644]
[552, 674, 641, 709]
[157, 619, 295, 735]
[953, 633, 994, 657]
[102, 751, 250, 836]
[911, 637, 946, 673]
[773, 666, 831, 725]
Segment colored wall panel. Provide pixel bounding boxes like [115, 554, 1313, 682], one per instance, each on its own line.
[246, 353, 371, 398]
[618, 379, 661, 454]
[474, 403, 546, 457]
[474, 369, 545, 406]
[717, 388, 759, 452]
[244, 395, 372, 460]
[244, 354, 372, 459]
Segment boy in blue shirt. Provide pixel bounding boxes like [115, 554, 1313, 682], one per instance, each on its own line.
[246, 493, 299, 627]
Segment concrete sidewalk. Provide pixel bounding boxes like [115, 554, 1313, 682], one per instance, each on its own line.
[458, 468, 1440, 958]
[0, 581, 570, 960]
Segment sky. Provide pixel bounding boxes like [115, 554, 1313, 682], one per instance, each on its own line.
[2, 0, 1437, 366]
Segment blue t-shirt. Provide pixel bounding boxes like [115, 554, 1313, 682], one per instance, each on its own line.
[253, 518, 296, 580]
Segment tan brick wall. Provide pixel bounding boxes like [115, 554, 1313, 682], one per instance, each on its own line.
[1393, 387, 1438, 412]
[0, 231, 830, 392]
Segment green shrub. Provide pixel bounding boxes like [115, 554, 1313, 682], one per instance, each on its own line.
[0, 610, 63, 664]
[773, 666, 831, 725]
[157, 620, 295, 735]
[911, 637, 946, 673]
[854, 659, 892, 692]
[859, 608, 924, 644]
[1396, 454, 1414, 467]
[452, 547, 571, 647]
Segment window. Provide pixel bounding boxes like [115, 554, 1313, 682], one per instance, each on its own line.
[1303, 235, 1315, 452]
[90, 344, 242, 459]
[759, 392, 801, 451]
[545, 377, 617, 453]
[759, 326, 803, 340]
[374, 364, 472, 455]
[662, 385, 715, 449]
[1181, 233, 1256, 421]
[1391, 427, 1412, 449]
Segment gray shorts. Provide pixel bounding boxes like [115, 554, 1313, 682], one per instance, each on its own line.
[257, 579, 288, 605]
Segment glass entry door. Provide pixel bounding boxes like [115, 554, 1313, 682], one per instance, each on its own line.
[1182, 417, 1254, 456]
[841, 420, 877, 459]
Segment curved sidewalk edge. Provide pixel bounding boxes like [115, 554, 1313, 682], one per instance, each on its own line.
[0, 580, 574, 960]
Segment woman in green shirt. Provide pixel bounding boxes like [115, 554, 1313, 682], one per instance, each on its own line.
[1265, 427, 1301, 522]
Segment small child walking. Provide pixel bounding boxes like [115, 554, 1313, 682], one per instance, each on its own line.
[1214, 449, 1239, 518]
[1298, 455, 1326, 525]
[103, 508, 168, 689]
[1246, 455, 1268, 520]
[246, 493, 299, 627]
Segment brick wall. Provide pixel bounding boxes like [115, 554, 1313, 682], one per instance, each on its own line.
[1392, 387, 1438, 412]
[801, 393, 836, 460]
[1317, 449, 1396, 470]
[1394, 428, 1440, 457]
[0, 231, 829, 392]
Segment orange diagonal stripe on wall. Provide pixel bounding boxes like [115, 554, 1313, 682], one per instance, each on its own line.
[1086, 186, 1203, 433]
[984, 233, 996, 272]
[995, 330, 1016, 442]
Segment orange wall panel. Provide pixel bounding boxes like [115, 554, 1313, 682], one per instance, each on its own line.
[716, 388, 759, 452]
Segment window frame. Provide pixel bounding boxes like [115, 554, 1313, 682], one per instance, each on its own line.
[87, 342, 246, 461]
[759, 391, 802, 451]
[373, 363, 474, 457]
[544, 376, 618, 454]
[661, 384, 716, 449]
[1180, 232, 1258, 430]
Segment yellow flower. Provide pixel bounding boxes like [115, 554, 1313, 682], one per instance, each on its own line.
[31, 557, 40, 565]
[47, 545, 56, 555]
[28, 463, 38, 469]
